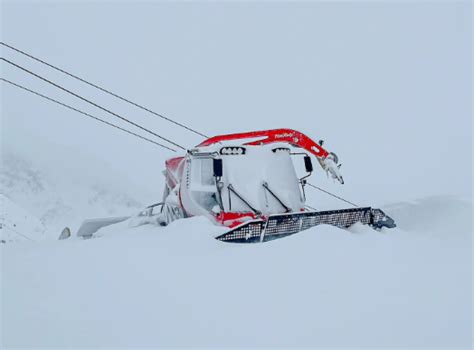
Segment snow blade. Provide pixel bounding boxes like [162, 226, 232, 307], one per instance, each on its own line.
[215, 207, 396, 243]
[76, 216, 130, 239]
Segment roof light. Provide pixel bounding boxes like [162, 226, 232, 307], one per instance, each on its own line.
[272, 147, 290, 153]
[220, 147, 246, 155]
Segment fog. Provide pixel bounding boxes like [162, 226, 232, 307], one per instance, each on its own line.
[1, 1, 471, 207]
[1, 1, 472, 348]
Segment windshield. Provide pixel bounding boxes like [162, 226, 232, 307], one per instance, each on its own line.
[220, 145, 304, 215]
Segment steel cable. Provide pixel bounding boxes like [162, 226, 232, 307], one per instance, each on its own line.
[1, 57, 186, 150]
[1, 78, 177, 152]
[1, 41, 208, 138]
[306, 182, 359, 207]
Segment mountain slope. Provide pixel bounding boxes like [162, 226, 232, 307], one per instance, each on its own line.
[0, 152, 146, 241]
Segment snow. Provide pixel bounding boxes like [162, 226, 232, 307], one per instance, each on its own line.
[1, 195, 472, 347]
[0, 194, 45, 242]
[1, 1, 472, 348]
[0, 152, 145, 241]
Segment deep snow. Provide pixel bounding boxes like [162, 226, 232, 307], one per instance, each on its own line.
[1, 1, 472, 348]
[1, 195, 471, 347]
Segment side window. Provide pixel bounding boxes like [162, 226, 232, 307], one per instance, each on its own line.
[190, 158, 218, 212]
[191, 158, 215, 187]
[200, 159, 215, 186]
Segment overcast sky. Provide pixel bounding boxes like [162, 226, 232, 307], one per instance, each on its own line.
[1, 1, 471, 205]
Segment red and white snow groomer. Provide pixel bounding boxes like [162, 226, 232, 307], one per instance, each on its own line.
[142, 128, 395, 243]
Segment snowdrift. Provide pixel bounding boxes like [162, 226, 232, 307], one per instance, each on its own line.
[1, 195, 471, 348]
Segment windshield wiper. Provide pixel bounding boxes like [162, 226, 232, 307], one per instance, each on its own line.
[262, 182, 291, 213]
[228, 184, 261, 215]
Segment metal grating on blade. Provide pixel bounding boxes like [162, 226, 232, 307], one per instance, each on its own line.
[216, 221, 264, 243]
[215, 207, 382, 243]
[372, 209, 387, 222]
[263, 208, 372, 241]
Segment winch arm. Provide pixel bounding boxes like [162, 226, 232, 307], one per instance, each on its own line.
[198, 128, 327, 157]
[197, 128, 344, 184]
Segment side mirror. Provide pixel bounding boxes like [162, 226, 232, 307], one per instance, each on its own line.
[213, 158, 223, 178]
[304, 156, 313, 173]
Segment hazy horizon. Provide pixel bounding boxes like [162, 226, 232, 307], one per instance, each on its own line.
[2, 0, 472, 204]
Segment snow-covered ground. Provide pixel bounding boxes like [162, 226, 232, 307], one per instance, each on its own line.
[0, 152, 145, 242]
[1, 192, 472, 347]
[1, 1, 472, 348]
